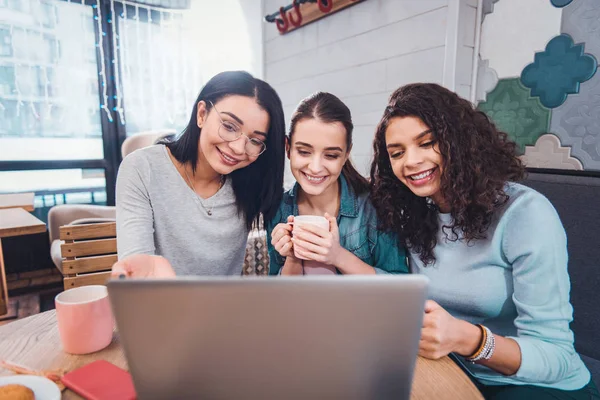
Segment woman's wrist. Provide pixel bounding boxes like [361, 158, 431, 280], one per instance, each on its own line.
[455, 320, 483, 357]
[331, 247, 351, 270]
[281, 256, 303, 275]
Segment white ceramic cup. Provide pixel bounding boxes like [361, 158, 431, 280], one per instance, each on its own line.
[292, 215, 329, 260]
[292, 215, 337, 275]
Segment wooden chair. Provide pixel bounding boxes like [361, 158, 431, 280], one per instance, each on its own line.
[58, 222, 116, 289]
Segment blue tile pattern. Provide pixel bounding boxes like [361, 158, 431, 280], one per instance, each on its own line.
[551, 0, 573, 7]
[561, 0, 600, 60]
[549, 73, 600, 170]
[521, 34, 598, 109]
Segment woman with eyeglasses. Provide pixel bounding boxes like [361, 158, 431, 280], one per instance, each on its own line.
[113, 71, 286, 277]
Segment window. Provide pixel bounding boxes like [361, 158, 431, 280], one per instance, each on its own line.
[0, 0, 261, 210]
[0, 1, 103, 161]
[117, 7, 194, 134]
[0, 168, 107, 222]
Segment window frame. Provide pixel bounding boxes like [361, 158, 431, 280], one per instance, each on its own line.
[0, 0, 128, 206]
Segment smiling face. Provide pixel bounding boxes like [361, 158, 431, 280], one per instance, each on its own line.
[288, 118, 349, 197]
[385, 116, 447, 210]
[197, 95, 270, 175]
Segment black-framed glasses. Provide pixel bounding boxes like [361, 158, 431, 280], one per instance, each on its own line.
[209, 101, 267, 157]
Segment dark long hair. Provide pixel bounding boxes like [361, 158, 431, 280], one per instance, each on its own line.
[161, 71, 285, 229]
[370, 83, 525, 265]
[289, 92, 368, 194]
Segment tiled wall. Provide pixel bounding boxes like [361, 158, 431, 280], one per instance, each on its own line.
[262, 0, 479, 184]
[476, 0, 599, 171]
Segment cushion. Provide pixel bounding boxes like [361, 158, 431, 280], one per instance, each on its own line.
[522, 172, 600, 379]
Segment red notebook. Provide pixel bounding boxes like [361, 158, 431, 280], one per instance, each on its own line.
[61, 360, 137, 400]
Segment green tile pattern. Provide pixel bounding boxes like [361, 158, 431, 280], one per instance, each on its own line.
[478, 78, 551, 153]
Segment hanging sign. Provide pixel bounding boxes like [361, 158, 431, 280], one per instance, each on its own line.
[264, 0, 365, 35]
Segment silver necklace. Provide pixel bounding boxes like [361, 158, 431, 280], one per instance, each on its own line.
[183, 166, 224, 216]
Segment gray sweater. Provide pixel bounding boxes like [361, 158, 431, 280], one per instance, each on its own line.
[115, 145, 248, 275]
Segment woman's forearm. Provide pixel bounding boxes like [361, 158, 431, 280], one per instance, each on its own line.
[456, 320, 521, 376]
[281, 257, 303, 275]
[334, 249, 377, 275]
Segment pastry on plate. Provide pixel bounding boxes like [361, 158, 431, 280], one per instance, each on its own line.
[0, 383, 35, 400]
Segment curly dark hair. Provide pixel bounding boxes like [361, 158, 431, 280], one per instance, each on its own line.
[370, 83, 525, 265]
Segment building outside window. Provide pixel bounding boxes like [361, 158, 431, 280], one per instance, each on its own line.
[0, 0, 260, 222]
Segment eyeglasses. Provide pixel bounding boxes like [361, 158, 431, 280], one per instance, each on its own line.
[209, 101, 267, 157]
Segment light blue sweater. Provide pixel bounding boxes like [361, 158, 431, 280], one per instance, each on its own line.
[410, 183, 590, 390]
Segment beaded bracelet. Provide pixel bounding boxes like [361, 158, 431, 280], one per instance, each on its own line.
[466, 324, 486, 360]
[467, 325, 495, 363]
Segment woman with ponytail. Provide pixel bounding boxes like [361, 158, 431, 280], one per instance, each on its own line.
[266, 92, 407, 275]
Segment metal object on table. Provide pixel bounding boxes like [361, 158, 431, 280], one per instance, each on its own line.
[0, 310, 483, 399]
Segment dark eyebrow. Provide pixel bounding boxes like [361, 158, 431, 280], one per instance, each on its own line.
[221, 111, 244, 125]
[386, 129, 433, 149]
[221, 111, 267, 138]
[295, 142, 343, 152]
[416, 129, 433, 140]
[295, 141, 313, 148]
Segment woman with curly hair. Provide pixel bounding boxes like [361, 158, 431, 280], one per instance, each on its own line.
[370, 83, 598, 399]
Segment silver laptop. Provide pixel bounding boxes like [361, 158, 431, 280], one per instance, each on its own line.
[107, 275, 428, 400]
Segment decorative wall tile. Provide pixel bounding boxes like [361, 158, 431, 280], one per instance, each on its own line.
[521, 134, 583, 169]
[551, 0, 573, 7]
[561, 0, 600, 58]
[521, 34, 598, 109]
[478, 78, 551, 152]
[475, 58, 499, 103]
[551, 0, 600, 171]
[480, 0, 562, 79]
[549, 72, 600, 170]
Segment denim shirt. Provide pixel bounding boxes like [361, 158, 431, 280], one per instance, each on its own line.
[266, 174, 408, 275]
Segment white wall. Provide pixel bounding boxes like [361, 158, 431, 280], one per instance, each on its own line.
[451, 0, 480, 99]
[479, 0, 561, 81]
[189, 0, 264, 79]
[262, 0, 478, 185]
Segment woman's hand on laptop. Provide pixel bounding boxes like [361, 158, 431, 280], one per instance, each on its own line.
[111, 254, 176, 279]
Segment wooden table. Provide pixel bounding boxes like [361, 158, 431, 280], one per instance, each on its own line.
[0, 311, 483, 399]
[0, 192, 35, 212]
[0, 208, 47, 316]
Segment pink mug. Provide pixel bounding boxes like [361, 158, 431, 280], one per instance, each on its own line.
[292, 215, 337, 275]
[55, 285, 114, 354]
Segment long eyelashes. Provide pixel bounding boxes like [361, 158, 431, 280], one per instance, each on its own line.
[296, 150, 340, 159]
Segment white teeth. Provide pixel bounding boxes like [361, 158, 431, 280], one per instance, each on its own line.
[304, 173, 326, 183]
[222, 152, 237, 163]
[409, 169, 433, 180]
